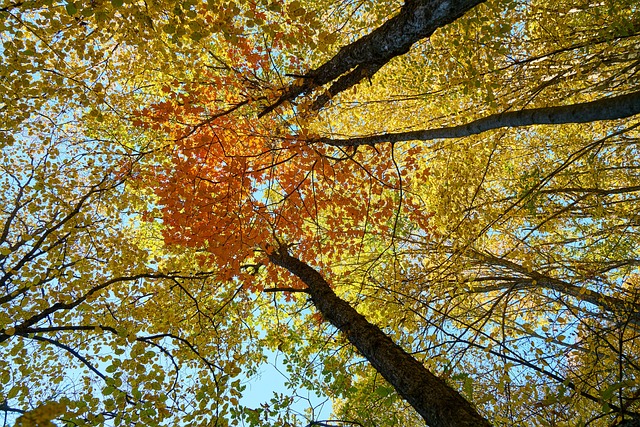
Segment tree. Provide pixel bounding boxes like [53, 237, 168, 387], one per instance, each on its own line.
[2, 0, 640, 425]
[0, 84, 268, 425]
[1, 2, 276, 423]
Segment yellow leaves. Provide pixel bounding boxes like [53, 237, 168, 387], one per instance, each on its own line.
[287, 1, 306, 18]
[15, 401, 66, 427]
[6, 385, 20, 400]
[522, 257, 534, 274]
[1, 0, 638, 425]
[318, 30, 338, 46]
[65, 2, 78, 16]
[0, 369, 10, 387]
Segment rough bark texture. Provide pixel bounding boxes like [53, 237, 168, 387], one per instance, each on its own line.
[318, 90, 640, 146]
[268, 246, 492, 427]
[259, 0, 485, 117]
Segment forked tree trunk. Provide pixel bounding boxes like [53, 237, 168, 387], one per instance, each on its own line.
[268, 247, 492, 427]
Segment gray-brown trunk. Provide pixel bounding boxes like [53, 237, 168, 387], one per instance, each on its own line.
[268, 247, 492, 427]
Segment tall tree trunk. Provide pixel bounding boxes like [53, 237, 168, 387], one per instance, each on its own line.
[259, 0, 485, 117]
[268, 246, 492, 427]
[318, 89, 640, 146]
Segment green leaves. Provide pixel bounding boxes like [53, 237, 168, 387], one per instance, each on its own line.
[65, 2, 77, 15]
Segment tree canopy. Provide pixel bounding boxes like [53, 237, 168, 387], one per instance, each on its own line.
[1, 0, 640, 425]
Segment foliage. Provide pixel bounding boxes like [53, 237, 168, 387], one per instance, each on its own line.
[2, 0, 640, 425]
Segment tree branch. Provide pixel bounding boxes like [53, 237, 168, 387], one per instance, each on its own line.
[317, 90, 640, 146]
[467, 249, 640, 325]
[264, 287, 310, 293]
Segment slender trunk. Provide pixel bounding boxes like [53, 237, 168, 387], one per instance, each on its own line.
[268, 246, 492, 427]
[468, 250, 640, 326]
[318, 90, 640, 146]
[259, 0, 485, 117]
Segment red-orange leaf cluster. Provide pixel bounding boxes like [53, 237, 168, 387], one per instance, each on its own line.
[139, 55, 431, 288]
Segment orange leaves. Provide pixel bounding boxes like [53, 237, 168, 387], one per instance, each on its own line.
[145, 104, 417, 282]
[146, 113, 275, 271]
[133, 28, 435, 291]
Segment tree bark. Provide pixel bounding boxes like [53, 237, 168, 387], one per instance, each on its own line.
[259, 0, 485, 117]
[317, 90, 640, 146]
[267, 246, 492, 427]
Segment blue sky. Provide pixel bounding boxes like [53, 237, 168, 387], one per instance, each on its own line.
[240, 348, 333, 424]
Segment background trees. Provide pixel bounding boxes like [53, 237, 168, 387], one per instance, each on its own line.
[1, 0, 640, 425]
[0, 76, 268, 425]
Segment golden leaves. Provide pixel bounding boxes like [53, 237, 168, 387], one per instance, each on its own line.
[14, 401, 66, 427]
[2, 0, 640, 424]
